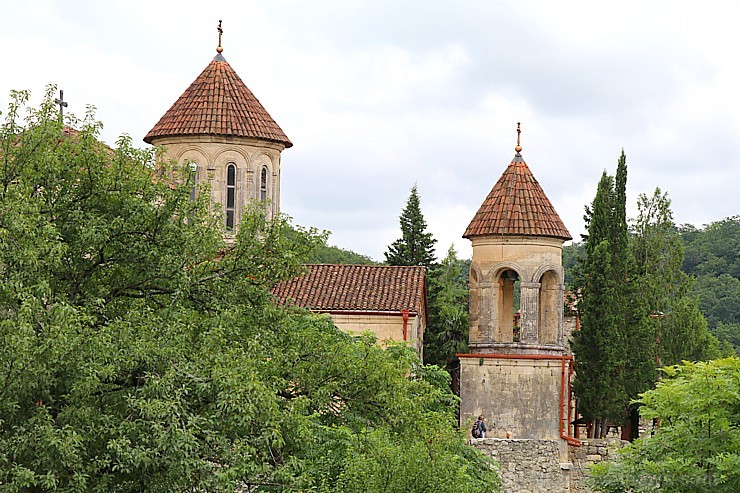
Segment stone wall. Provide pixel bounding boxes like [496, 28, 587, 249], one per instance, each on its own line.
[150, 134, 285, 227]
[567, 439, 628, 493]
[460, 357, 563, 440]
[473, 438, 566, 493]
[329, 312, 424, 358]
[472, 438, 628, 492]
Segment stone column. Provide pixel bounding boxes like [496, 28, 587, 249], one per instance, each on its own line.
[478, 280, 494, 343]
[556, 283, 565, 346]
[519, 282, 541, 343]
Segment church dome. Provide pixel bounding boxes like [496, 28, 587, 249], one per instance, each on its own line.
[464, 151, 571, 241]
[144, 53, 292, 148]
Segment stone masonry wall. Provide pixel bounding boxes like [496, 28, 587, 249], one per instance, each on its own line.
[474, 439, 565, 493]
[473, 438, 628, 492]
[567, 439, 628, 493]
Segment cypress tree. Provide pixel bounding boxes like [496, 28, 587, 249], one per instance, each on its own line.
[574, 151, 657, 439]
[612, 151, 655, 440]
[573, 173, 626, 437]
[385, 184, 437, 268]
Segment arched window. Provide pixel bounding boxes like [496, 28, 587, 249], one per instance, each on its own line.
[226, 164, 236, 230]
[188, 161, 198, 201]
[260, 166, 268, 201]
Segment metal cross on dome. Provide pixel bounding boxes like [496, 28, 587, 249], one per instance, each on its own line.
[515, 122, 522, 153]
[55, 90, 68, 121]
[217, 20, 223, 53]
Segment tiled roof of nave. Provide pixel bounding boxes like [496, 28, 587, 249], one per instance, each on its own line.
[271, 264, 426, 314]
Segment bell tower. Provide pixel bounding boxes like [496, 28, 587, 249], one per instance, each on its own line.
[144, 21, 292, 232]
[459, 124, 574, 441]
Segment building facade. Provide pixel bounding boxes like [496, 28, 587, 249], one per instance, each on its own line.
[272, 264, 427, 359]
[144, 43, 292, 230]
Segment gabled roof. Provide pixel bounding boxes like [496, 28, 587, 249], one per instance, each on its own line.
[144, 54, 292, 147]
[464, 153, 572, 240]
[271, 264, 426, 314]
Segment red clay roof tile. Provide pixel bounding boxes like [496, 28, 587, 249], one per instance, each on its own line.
[271, 264, 426, 314]
[464, 153, 572, 240]
[144, 55, 292, 147]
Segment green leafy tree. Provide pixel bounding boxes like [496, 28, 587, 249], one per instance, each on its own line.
[590, 358, 740, 493]
[712, 322, 740, 353]
[0, 88, 500, 492]
[425, 245, 470, 395]
[681, 216, 740, 279]
[632, 188, 691, 311]
[632, 189, 722, 365]
[613, 156, 657, 440]
[385, 184, 437, 268]
[573, 167, 629, 438]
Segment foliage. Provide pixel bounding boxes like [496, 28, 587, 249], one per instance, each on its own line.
[678, 216, 740, 351]
[573, 153, 725, 439]
[562, 241, 584, 289]
[424, 245, 470, 394]
[680, 216, 740, 279]
[631, 188, 722, 366]
[632, 189, 691, 309]
[590, 358, 740, 493]
[385, 184, 437, 269]
[712, 322, 740, 354]
[0, 88, 499, 492]
[287, 227, 377, 265]
[572, 153, 650, 437]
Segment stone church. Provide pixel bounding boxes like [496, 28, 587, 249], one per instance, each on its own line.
[142, 27, 609, 492]
[143, 34, 428, 359]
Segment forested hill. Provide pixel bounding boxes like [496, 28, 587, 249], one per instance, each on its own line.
[678, 216, 740, 349]
[563, 215, 740, 351]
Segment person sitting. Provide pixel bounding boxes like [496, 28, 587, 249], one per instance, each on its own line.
[472, 415, 487, 439]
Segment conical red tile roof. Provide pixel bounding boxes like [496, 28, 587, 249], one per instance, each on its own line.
[144, 54, 292, 147]
[464, 153, 571, 240]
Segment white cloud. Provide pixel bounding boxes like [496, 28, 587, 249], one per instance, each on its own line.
[1, 0, 738, 262]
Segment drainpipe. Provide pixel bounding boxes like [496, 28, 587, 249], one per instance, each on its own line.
[401, 309, 409, 341]
[560, 358, 580, 446]
[568, 359, 574, 439]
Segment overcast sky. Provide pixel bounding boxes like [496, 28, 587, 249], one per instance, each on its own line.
[2, 0, 739, 261]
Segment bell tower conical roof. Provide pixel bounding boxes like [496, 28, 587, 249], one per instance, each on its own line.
[464, 133, 571, 240]
[144, 49, 291, 147]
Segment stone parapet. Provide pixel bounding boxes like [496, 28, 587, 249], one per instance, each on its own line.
[472, 438, 628, 492]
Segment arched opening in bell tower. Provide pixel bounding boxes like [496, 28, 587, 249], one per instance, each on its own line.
[538, 270, 560, 345]
[496, 269, 520, 343]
